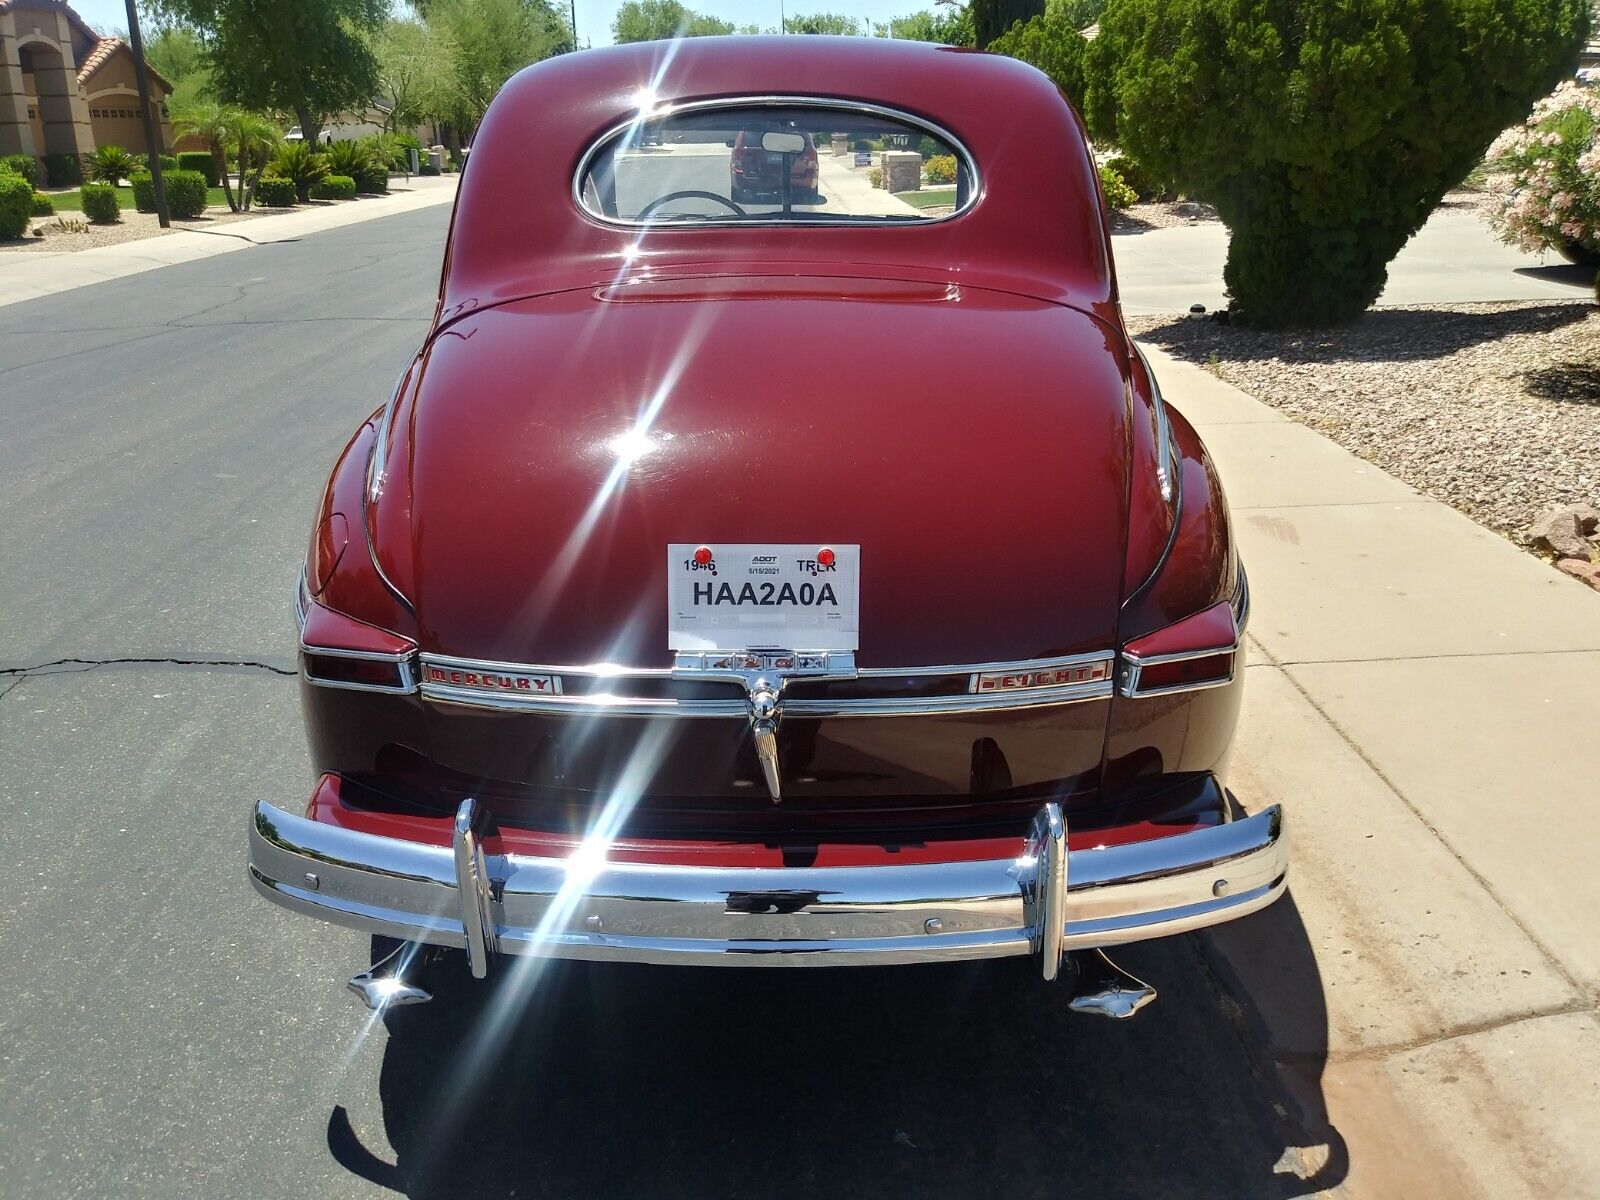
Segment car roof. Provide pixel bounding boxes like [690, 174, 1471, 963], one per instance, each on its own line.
[440, 37, 1115, 322]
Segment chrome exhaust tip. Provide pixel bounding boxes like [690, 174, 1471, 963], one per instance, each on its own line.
[348, 940, 433, 1010]
[1065, 948, 1157, 1020]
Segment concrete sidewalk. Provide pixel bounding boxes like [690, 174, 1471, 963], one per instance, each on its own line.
[1138, 344, 1600, 1198]
[0, 176, 458, 309]
[1118, 208, 1597, 314]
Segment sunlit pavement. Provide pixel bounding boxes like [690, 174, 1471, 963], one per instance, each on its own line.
[1115, 204, 1596, 314]
[0, 205, 1342, 1198]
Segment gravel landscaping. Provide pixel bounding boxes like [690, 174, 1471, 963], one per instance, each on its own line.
[1127, 299, 1600, 583]
[2, 205, 286, 253]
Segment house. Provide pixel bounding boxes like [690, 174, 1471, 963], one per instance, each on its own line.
[0, 0, 173, 173]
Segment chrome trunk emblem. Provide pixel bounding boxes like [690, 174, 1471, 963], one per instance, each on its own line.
[673, 650, 856, 802]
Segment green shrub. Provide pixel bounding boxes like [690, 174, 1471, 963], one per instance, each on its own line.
[266, 141, 328, 203]
[88, 144, 140, 184]
[254, 174, 297, 207]
[924, 154, 958, 184]
[1104, 154, 1168, 202]
[79, 182, 120, 224]
[310, 173, 356, 200]
[0, 172, 31, 238]
[867, 165, 884, 189]
[1083, 0, 1592, 325]
[165, 169, 209, 217]
[418, 161, 440, 176]
[2, 153, 38, 186]
[43, 152, 81, 187]
[322, 139, 374, 179]
[176, 150, 219, 185]
[130, 170, 154, 212]
[1097, 162, 1138, 210]
[30, 190, 55, 217]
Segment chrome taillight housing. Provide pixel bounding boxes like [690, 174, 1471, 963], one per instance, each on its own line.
[1119, 573, 1248, 698]
[297, 572, 418, 694]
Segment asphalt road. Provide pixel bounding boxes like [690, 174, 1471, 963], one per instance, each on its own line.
[0, 207, 1338, 1198]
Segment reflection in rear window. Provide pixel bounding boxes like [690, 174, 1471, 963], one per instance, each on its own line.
[576, 100, 975, 226]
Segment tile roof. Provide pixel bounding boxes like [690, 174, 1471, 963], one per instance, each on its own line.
[75, 35, 119, 83]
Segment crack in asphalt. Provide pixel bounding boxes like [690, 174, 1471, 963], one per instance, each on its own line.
[0, 656, 296, 679]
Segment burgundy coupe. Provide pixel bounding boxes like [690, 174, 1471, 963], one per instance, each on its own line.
[250, 37, 1286, 1018]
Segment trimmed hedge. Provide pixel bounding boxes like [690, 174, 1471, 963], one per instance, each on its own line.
[0, 171, 31, 238]
[310, 173, 356, 200]
[30, 190, 55, 217]
[131, 168, 208, 217]
[2, 153, 38, 186]
[254, 175, 297, 207]
[80, 182, 120, 224]
[130, 171, 154, 212]
[355, 168, 389, 195]
[167, 169, 208, 218]
[158, 153, 179, 173]
[43, 152, 81, 187]
[177, 150, 220, 186]
[418, 162, 440, 176]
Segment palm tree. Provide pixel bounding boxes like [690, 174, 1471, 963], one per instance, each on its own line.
[172, 100, 237, 211]
[224, 112, 281, 211]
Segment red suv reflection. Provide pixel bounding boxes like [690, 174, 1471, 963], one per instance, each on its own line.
[730, 129, 819, 202]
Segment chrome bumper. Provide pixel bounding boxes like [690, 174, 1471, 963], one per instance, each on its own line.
[249, 799, 1287, 973]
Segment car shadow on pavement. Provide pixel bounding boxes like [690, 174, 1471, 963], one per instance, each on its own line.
[327, 896, 1345, 1200]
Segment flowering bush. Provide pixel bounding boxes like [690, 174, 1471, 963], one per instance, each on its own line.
[1482, 82, 1600, 262]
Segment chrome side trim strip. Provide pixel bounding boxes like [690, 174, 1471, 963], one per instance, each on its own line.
[573, 95, 980, 230]
[416, 650, 1116, 717]
[1133, 344, 1174, 504]
[248, 799, 1288, 968]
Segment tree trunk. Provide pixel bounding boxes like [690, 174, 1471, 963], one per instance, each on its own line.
[295, 105, 323, 149]
[238, 145, 250, 211]
[216, 145, 238, 212]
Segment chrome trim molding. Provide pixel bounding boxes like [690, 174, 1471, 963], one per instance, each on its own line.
[248, 796, 1287, 969]
[1133, 344, 1175, 504]
[417, 649, 1116, 718]
[367, 364, 412, 505]
[573, 95, 980, 231]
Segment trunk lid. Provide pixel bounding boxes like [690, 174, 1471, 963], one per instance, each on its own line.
[397, 277, 1132, 670]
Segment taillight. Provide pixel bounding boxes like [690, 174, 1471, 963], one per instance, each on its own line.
[1120, 589, 1245, 698]
[298, 573, 418, 694]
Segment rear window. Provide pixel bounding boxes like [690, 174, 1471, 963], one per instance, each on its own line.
[576, 99, 976, 226]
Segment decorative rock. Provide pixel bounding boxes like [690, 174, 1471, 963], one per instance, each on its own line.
[1528, 510, 1593, 560]
[1556, 558, 1600, 589]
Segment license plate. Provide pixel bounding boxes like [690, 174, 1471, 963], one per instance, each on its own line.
[668, 543, 859, 652]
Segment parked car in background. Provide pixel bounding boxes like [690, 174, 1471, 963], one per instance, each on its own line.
[250, 36, 1287, 1022]
[730, 127, 818, 202]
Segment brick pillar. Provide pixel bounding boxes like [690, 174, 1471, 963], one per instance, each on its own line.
[0, 14, 39, 159]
